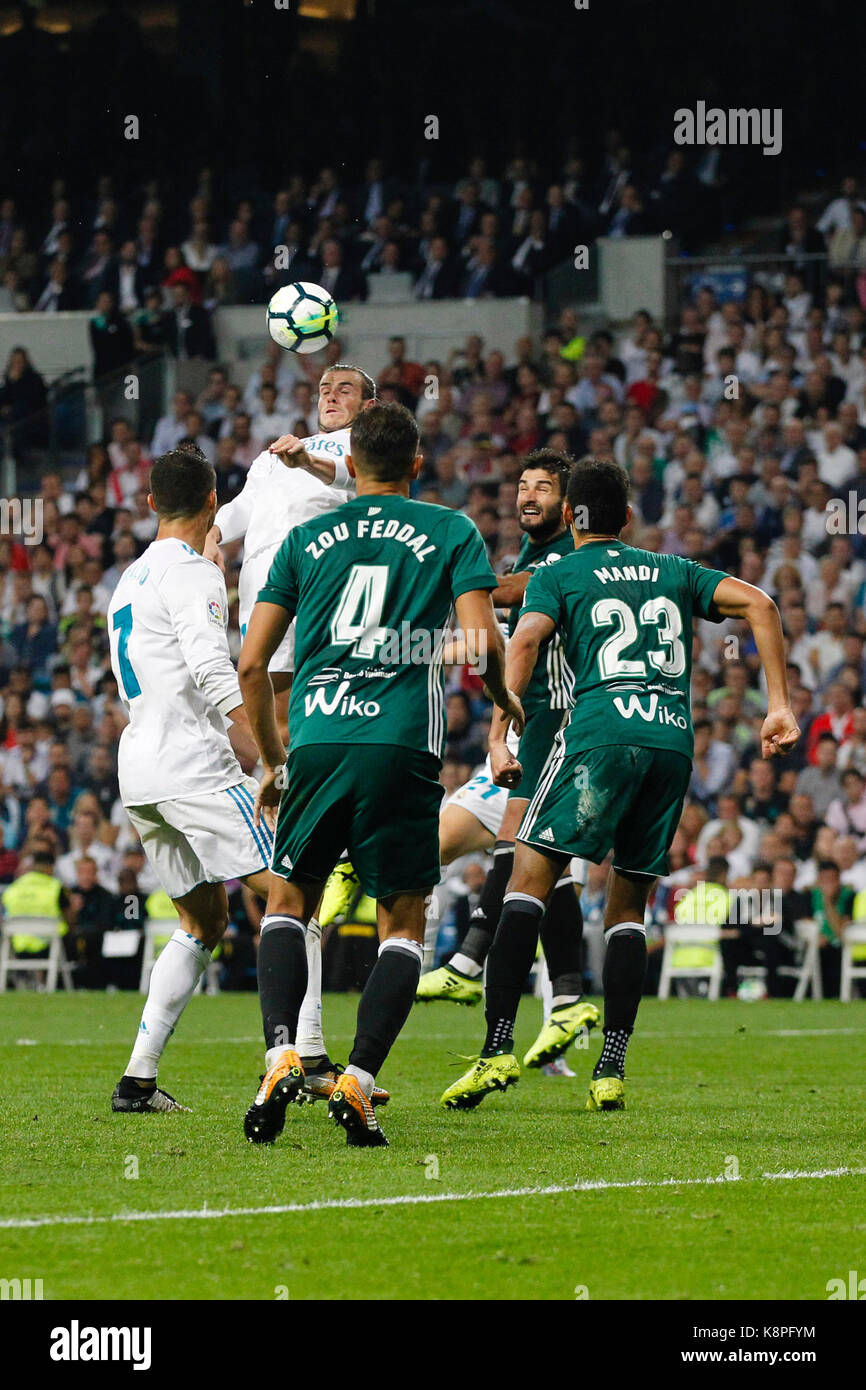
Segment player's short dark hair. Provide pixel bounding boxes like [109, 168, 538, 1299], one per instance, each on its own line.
[707, 855, 729, 881]
[566, 456, 630, 535]
[322, 362, 377, 401]
[521, 448, 573, 497]
[817, 859, 840, 875]
[149, 445, 216, 520]
[350, 401, 419, 481]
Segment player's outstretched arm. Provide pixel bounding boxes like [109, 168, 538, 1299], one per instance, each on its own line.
[454, 587, 524, 738]
[203, 524, 225, 571]
[238, 601, 293, 823]
[710, 575, 800, 758]
[490, 609, 555, 787]
[490, 569, 530, 609]
[269, 434, 338, 485]
[206, 462, 268, 565]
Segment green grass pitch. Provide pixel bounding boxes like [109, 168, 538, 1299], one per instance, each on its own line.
[1, 992, 864, 1300]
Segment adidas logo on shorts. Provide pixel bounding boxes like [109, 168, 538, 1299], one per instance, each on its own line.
[281, 855, 293, 869]
[538, 828, 555, 843]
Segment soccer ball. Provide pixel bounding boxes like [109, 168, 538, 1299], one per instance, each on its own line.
[737, 977, 767, 1002]
[266, 282, 339, 354]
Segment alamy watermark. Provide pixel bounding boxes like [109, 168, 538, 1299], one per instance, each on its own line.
[673, 102, 782, 157]
[1, 1276, 43, 1299]
[0, 498, 42, 545]
[673, 882, 782, 934]
[826, 492, 866, 535]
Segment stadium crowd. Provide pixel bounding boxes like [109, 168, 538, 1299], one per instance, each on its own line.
[3, 249, 866, 995]
[0, 142, 772, 328]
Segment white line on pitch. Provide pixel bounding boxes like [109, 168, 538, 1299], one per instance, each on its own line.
[3, 1166, 865, 1232]
[10, 1026, 866, 1048]
[9, 1033, 464, 1047]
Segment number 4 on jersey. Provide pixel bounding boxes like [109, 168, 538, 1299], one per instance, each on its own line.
[330, 564, 389, 658]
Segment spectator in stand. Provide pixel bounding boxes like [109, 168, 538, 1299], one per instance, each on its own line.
[414, 235, 460, 300]
[165, 283, 216, 360]
[308, 237, 366, 302]
[0, 346, 47, 451]
[250, 382, 292, 450]
[89, 290, 133, 379]
[132, 286, 173, 356]
[825, 767, 866, 846]
[10, 596, 56, 686]
[151, 391, 193, 457]
[806, 684, 856, 763]
[808, 859, 855, 997]
[65, 855, 116, 988]
[379, 336, 426, 404]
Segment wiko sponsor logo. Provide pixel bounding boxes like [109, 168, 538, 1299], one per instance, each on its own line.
[0, 497, 43, 545]
[613, 693, 688, 730]
[0, 1276, 43, 1299]
[305, 678, 382, 720]
[49, 1320, 152, 1370]
[673, 101, 782, 157]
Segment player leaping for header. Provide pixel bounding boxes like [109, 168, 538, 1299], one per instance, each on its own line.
[205, 363, 379, 1101]
[238, 402, 523, 1147]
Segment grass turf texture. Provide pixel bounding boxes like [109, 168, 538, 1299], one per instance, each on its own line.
[1, 992, 864, 1301]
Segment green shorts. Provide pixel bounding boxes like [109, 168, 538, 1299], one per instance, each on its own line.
[271, 743, 443, 899]
[517, 739, 692, 879]
[509, 706, 569, 802]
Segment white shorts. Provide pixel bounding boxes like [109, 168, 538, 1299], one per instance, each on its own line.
[445, 763, 587, 887]
[126, 777, 273, 900]
[239, 547, 295, 675]
[445, 764, 509, 837]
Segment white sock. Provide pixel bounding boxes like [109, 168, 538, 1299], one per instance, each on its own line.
[295, 917, 326, 1059]
[422, 886, 441, 970]
[344, 1064, 375, 1097]
[265, 1044, 294, 1069]
[538, 957, 553, 1013]
[126, 930, 211, 1080]
[450, 951, 483, 978]
[551, 993, 580, 1010]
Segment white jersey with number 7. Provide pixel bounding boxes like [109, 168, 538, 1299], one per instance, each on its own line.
[107, 537, 244, 807]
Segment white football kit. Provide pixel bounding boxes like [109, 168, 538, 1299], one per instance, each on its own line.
[446, 725, 521, 836]
[214, 429, 354, 674]
[107, 537, 273, 899]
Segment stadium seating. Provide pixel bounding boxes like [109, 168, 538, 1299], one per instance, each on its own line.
[657, 924, 723, 1000]
[0, 915, 74, 992]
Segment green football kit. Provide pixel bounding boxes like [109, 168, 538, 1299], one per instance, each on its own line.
[506, 527, 575, 800]
[258, 494, 496, 897]
[515, 539, 729, 877]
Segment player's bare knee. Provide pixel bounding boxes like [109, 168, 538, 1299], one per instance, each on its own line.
[378, 889, 430, 943]
[604, 867, 654, 929]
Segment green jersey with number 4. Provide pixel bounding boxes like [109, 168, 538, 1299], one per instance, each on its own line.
[521, 538, 729, 759]
[507, 528, 575, 716]
[259, 494, 496, 759]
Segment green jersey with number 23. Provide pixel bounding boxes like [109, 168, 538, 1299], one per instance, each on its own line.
[521, 539, 729, 759]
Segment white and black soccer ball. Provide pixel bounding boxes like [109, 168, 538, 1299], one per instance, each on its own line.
[266, 282, 339, 354]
